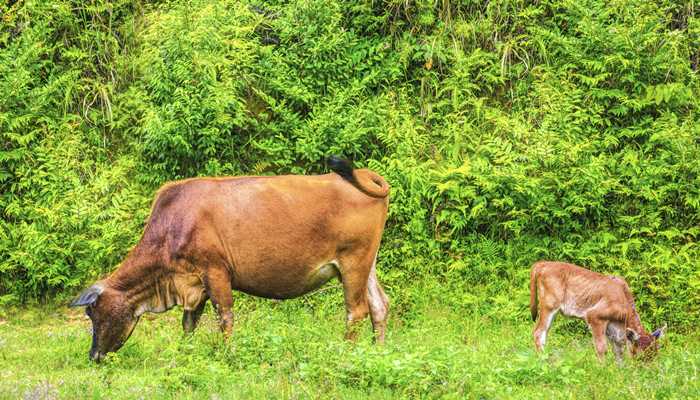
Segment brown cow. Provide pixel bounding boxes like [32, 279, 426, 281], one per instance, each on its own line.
[530, 261, 666, 362]
[69, 157, 390, 361]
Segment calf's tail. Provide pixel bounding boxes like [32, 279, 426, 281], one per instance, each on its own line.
[328, 156, 390, 198]
[530, 263, 540, 322]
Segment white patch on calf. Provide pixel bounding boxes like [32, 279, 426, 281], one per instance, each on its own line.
[606, 321, 625, 342]
[537, 310, 557, 346]
[561, 298, 590, 318]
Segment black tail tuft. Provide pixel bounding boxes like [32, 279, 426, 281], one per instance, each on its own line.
[327, 156, 354, 182]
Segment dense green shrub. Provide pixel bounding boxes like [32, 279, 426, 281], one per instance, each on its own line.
[1, 0, 698, 327]
[0, 0, 149, 302]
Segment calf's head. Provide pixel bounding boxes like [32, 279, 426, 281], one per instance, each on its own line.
[626, 325, 667, 360]
[69, 283, 139, 362]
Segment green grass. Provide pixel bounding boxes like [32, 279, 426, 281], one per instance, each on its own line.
[1, 296, 698, 399]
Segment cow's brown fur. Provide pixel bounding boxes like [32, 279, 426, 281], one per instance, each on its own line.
[71, 160, 391, 361]
[529, 261, 665, 362]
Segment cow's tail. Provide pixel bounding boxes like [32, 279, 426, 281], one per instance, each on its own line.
[530, 262, 541, 322]
[328, 156, 390, 198]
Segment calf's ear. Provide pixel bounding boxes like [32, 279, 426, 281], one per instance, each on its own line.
[651, 324, 667, 339]
[626, 328, 640, 342]
[69, 284, 104, 307]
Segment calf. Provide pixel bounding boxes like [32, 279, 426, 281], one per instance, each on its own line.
[529, 261, 665, 361]
[69, 157, 390, 361]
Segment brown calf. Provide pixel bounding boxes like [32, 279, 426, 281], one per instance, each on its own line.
[530, 261, 665, 362]
[70, 157, 390, 361]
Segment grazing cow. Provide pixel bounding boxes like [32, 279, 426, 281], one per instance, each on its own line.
[529, 261, 666, 362]
[69, 157, 390, 361]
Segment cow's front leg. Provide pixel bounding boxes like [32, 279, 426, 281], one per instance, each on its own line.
[205, 268, 234, 338]
[182, 299, 208, 334]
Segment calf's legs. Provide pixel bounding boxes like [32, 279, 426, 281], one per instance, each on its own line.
[587, 315, 609, 361]
[606, 323, 626, 364]
[611, 339, 625, 364]
[533, 307, 557, 352]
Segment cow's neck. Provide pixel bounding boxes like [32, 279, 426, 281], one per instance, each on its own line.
[136, 274, 185, 316]
[108, 258, 206, 317]
[108, 263, 184, 317]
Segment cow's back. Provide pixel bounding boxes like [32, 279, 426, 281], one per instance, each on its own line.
[143, 173, 388, 299]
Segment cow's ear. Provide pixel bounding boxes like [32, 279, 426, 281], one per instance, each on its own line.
[626, 328, 640, 342]
[69, 284, 104, 307]
[652, 324, 667, 339]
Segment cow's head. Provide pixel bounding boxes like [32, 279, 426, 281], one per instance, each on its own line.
[626, 324, 667, 360]
[69, 283, 139, 362]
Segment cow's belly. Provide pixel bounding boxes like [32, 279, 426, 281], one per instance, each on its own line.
[231, 259, 341, 300]
[195, 194, 354, 299]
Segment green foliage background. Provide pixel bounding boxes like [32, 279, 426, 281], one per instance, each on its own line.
[1, 0, 699, 328]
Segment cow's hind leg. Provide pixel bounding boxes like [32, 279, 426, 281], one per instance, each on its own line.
[338, 252, 373, 342]
[367, 257, 389, 344]
[182, 298, 208, 334]
[204, 267, 234, 338]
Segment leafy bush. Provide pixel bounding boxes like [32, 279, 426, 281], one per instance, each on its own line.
[1, 0, 698, 327]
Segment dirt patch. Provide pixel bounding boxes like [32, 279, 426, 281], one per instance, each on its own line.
[23, 381, 59, 400]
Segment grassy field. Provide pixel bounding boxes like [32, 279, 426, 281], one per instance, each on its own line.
[1, 294, 698, 400]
